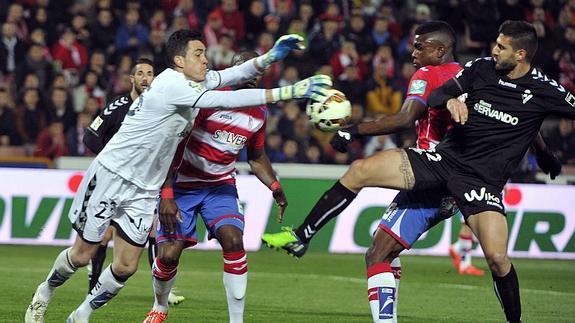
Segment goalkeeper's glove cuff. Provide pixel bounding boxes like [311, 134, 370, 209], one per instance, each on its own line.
[271, 86, 294, 102]
[256, 54, 273, 70]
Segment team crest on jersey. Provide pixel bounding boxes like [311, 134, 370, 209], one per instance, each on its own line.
[565, 92, 575, 108]
[409, 80, 427, 95]
[522, 89, 533, 104]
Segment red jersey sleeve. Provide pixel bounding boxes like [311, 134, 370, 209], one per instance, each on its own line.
[405, 67, 435, 106]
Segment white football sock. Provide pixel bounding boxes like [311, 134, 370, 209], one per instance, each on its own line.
[152, 258, 178, 313]
[223, 251, 248, 323]
[390, 257, 401, 323]
[367, 263, 395, 323]
[40, 247, 78, 300]
[75, 265, 124, 321]
[459, 235, 473, 269]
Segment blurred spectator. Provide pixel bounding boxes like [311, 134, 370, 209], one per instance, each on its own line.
[28, 7, 57, 46]
[90, 9, 117, 55]
[46, 87, 76, 132]
[203, 10, 228, 48]
[278, 65, 299, 87]
[5, 3, 28, 40]
[141, 28, 168, 72]
[365, 60, 402, 117]
[298, 1, 315, 32]
[344, 13, 374, 61]
[265, 131, 285, 162]
[0, 22, 27, 76]
[463, 0, 499, 56]
[378, 4, 403, 41]
[395, 61, 417, 97]
[309, 15, 341, 65]
[28, 28, 52, 61]
[545, 119, 575, 165]
[207, 33, 236, 69]
[371, 16, 394, 49]
[556, 24, 575, 92]
[150, 8, 168, 32]
[71, 14, 91, 47]
[115, 9, 149, 59]
[21, 73, 40, 92]
[33, 120, 69, 159]
[277, 100, 300, 138]
[83, 50, 110, 90]
[51, 29, 89, 83]
[255, 32, 280, 88]
[82, 96, 101, 117]
[15, 88, 47, 146]
[264, 13, 281, 38]
[0, 88, 19, 145]
[213, 0, 246, 46]
[66, 111, 93, 156]
[335, 65, 366, 105]
[281, 139, 300, 162]
[532, 21, 559, 79]
[72, 70, 105, 113]
[245, 0, 266, 46]
[525, 0, 555, 26]
[330, 40, 368, 80]
[302, 144, 324, 164]
[287, 17, 308, 48]
[15, 43, 53, 92]
[173, 0, 200, 31]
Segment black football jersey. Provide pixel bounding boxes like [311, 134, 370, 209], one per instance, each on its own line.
[84, 94, 133, 154]
[429, 57, 575, 187]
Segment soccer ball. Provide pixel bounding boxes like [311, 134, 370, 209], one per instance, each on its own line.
[306, 89, 352, 132]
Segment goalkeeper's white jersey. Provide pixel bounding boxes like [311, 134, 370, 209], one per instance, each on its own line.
[96, 68, 213, 191]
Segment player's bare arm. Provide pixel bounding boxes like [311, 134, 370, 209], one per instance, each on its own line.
[247, 147, 287, 223]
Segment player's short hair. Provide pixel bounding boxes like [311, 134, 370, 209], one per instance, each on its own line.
[166, 29, 203, 68]
[498, 20, 538, 62]
[130, 57, 154, 75]
[231, 50, 258, 66]
[414, 21, 456, 51]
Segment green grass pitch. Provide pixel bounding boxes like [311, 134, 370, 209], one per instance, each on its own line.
[3, 245, 574, 322]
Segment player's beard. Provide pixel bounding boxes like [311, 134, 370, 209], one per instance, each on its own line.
[494, 58, 516, 76]
[135, 83, 148, 95]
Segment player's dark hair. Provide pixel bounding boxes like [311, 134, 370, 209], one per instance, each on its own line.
[498, 20, 538, 62]
[166, 29, 203, 68]
[231, 50, 258, 66]
[130, 57, 154, 75]
[414, 20, 457, 52]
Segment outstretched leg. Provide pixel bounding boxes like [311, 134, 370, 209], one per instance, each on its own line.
[263, 149, 414, 256]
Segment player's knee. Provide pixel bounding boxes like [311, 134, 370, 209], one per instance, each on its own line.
[365, 243, 393, 267]
[68, 247, 94, 267]
[220, 233, 244, 252]
[484, 250, 509, 274]
[111, 261, 138, 278]
[347, 159, 370, 186]
[158, 250, 180, 267]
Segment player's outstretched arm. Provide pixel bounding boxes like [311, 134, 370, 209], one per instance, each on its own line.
[428, 78, 468, 124]
[247, 147, 287, 223]
[331, 99, 427, 153]
[207, 35, 304, 90]
[195, 75, 332, 109]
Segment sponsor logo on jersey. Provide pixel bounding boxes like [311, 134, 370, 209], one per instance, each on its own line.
[89, 116, 104, 131]
[498, 79, 517, 88]
[522, 89, 533, 104]
[473, 100, 519, 125]
[188, 81, 204, 93]
[219, 114, 233, 120]
[409, 80, 427, 95]
[213, 129, 248, 148]
[409, 147, 442, 162]
[565, 92, 575, 108]
[382, 202, 398, 222]
[377, 287, 395, 319]
[464, 187, 503, 209]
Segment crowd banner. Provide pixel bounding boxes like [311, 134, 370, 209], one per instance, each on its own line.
[1, 168, 574, 259]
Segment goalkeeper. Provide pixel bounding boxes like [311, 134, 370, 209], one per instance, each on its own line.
[25, 30, 331, 323]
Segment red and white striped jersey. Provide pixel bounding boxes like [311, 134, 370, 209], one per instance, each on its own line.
[173, 105, 267, 189]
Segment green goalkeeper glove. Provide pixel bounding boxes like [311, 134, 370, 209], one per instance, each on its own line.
[271, 75, 332, 102]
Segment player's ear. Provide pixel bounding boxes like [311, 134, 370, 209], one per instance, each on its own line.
[437, 45, 446, 58]
[174, 55, 185, 69]
[515, 49, 526, 62]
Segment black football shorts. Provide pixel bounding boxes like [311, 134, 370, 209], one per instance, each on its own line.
[404, 148, 506, 218]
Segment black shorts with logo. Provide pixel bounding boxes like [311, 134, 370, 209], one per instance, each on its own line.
[404, 147, 505, 218]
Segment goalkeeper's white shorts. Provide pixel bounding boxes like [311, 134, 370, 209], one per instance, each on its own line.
[68, 160, 157, 247]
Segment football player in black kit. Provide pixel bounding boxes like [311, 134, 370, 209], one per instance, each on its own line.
[257, 20, 569, 323]
[83, 57, 185, 305]
[425, 20, 575, 323]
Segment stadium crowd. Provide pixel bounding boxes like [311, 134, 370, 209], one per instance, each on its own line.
[0, 0, 574, 177]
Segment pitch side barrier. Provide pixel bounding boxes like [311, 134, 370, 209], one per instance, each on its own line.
[1, 162, 574, 259]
